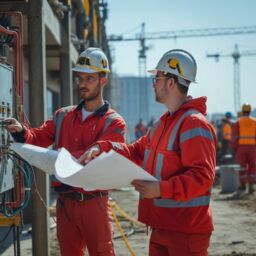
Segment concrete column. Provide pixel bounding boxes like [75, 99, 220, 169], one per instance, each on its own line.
[28, 0, 49, 255]
[60, 0, 73, 106]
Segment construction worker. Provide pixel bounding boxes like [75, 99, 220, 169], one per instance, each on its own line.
[134, 118, 147, 139]
[80, 49, 217, 256]
[231, 103, 256, 194]
[147, 116, 156, 130]
[5, 48, 126, 256]
[221, 112, 232, 157]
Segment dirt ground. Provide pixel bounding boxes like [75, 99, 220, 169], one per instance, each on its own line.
[2, 184, 256, 255]
[48, 186, 256, 256]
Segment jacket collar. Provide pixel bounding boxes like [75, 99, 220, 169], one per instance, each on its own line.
[75, 100, 110, 116]
[160, 96, 207, 121]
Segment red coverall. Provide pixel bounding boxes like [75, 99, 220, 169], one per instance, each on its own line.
[97, 97, 217, 256]
[231, 116, 256, 188]
[12, 101, 126, 256]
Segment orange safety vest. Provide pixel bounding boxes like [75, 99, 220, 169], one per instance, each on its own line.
[222, 123, 232, 140]
[238, 117, 256, 145]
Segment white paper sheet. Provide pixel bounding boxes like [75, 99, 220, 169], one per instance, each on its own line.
[10, 143, 58, 175]
[10, 143, 157, 190]
[55, 148, 157, 190]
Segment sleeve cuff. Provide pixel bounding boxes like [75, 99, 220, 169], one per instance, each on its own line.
[97, 141, 113, 153]
[160, 180, 173, 199]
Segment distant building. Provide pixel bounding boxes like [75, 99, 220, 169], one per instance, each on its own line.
[118, 76, 165, 141]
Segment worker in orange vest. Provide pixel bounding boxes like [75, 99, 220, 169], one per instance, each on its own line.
[231, 103, 256, 194]
[134, 118, 147, 139]
[221, 112, 232, 156]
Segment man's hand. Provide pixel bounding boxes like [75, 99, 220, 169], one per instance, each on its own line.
[131, 180, 161, 199]
[3, 118, 24, 133]
[78, 144, 101, 165]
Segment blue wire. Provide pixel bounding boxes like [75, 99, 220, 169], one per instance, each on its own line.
[1, 152, 32, 217]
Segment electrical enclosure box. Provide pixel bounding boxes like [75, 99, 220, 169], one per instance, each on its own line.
[0, 63, 14, 193]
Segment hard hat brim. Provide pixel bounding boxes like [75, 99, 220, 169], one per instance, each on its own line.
[72, 66, 98, 74]
[147, 69, 157, 75]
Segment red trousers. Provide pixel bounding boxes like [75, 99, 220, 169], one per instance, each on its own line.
[149, 228, 211, 256]
[236, 145, 256, 185]
[56, 195, 115, 256]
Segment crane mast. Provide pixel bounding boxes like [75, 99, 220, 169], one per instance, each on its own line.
[207, 44, 256, 113]
[108, 24, 256, 114]
[108, 24, 256, 77]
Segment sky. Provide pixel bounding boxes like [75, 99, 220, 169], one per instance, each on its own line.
[106, 0, 256, 115]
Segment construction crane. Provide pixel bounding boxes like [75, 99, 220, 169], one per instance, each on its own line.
[108, 23, 256, 76]
[108, 24, 256, 120]
[207, 44, 256, 113]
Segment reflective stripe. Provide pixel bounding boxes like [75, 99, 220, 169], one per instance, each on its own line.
[54, 106, 74, 149]
[110, 142, 122, 150]
[154, 195, 210, 208]
[150, 119, 161, 141]
[114, 128, 125, 135]
[180, 127, 213, 145]
[143, 149, 150, 169]
[102, 113, 121, 134]
[155, 153, 164, 180]
[167, 109, 200, 150]
[154, 109, 211, 208]
[238, 136, 256, 139]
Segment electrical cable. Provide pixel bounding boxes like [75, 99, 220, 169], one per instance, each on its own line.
[0, 151, 32, 217]
[30, 166, 57, 224]
[111, 201, 145, 227]
[111, 206, 136, 256]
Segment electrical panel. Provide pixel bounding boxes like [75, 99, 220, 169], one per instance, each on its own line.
[0, 63, 14, 193]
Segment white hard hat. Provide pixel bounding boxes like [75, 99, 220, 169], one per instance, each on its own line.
[148, 49, 197, 87]
[72, 47, 110, 74]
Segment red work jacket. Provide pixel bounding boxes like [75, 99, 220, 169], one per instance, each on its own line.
[22, 101, 127, 192]
[98, 97, 216, 233]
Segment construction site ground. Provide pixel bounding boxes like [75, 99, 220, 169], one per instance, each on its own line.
[2, 185, 256, 256]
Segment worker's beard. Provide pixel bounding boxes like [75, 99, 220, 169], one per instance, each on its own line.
[155, 86, 168, 103]
[81, 82, 102, 101]
[155, 93, 160, 102]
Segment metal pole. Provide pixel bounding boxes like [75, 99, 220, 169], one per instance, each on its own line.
[233, 44, 240, 113]
[89, 0, 95, 46]
[60, 0, 73, 106]
[28, 0, 49, 255]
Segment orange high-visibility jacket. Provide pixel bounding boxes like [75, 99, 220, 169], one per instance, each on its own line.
[12, 101, 126, 192]
[222, 123, 232, 140]
[231, 116, 256, 149]
[98, 97, 217, 233]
